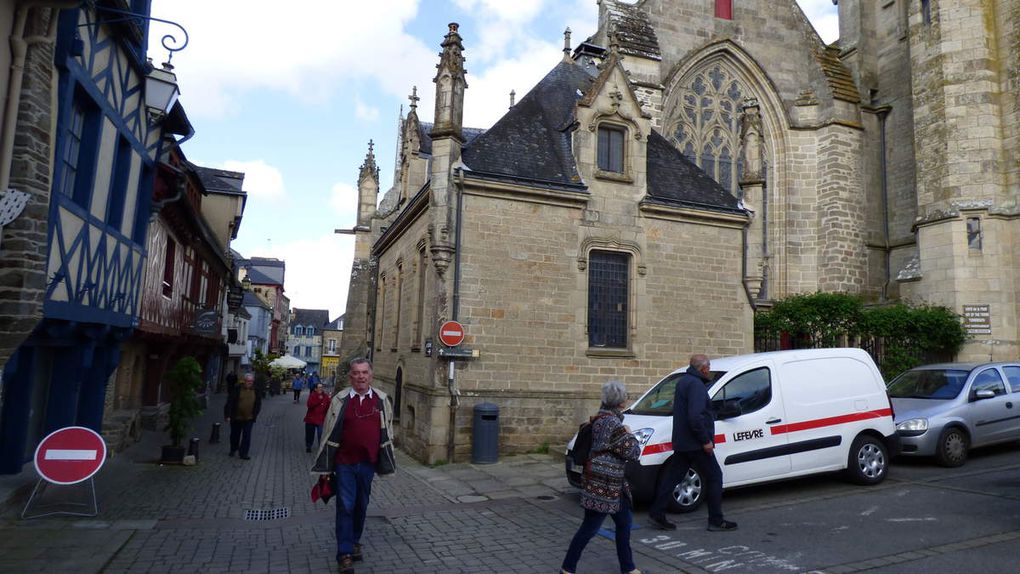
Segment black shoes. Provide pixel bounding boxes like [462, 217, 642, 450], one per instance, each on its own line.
[649, 513, 677, 530]
[240, 455, 251, 460]
[228, 450, 235, 457]
[338, 554, 354, 573]
[707, 519, 738, 532]
[306, 447, 312, 453]
[352, 543, 363, 562]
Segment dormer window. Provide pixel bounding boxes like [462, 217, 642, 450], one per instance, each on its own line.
[597, 125, 626, 173]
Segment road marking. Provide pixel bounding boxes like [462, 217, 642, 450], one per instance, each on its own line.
[44, 449, 98, 460]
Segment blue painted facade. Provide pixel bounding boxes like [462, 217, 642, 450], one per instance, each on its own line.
[0, 2, 163, 474]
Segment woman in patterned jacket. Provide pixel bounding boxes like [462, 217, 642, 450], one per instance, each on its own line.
[561, 380, 641, 574]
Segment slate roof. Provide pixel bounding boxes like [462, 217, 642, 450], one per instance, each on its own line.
[603, 1, 662, 61]
[242, 291, 269, 309]
[245, 267, 278, 286]
[416, 123, 486, 157]
[324, 315, 345, 330]
[292, 308, 330, 328]
[460, 60, 594, 190]
[192, 165, 245, 195]
[644, 130, 743, 213]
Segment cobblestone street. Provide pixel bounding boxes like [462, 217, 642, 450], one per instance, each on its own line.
[0, 392, 693, 573]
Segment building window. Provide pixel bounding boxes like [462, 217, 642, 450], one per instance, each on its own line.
[672, 64, 753, 198]
[305, 346, 312, 357]
[295, 325, 303, 336]
[597, 125, 626, 173]
[307, 327, 315, 336]
[413, 247, 427, 348]
[106, 137, 131, 230]
[132, 164, 153, 244]
[58, 96, 101, 208]
[162, 238, 176, 298]
[967, 217, 982, 250]
[588, 250, 629, 348]
[375, 275, 386, 352]
[921, 0, 931, 25]
[394, 263, 404, 350]
[715, 0, 733, 20]
[328, 338, 336, 353]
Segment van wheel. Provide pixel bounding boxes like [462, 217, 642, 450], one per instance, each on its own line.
[846, 435, 888, 485]
[660, 463, 704, 513]
[935, 427, 969, 467]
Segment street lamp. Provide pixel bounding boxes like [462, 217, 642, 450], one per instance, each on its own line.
[241, 275, 252, 291]
[145, 61, 180, 121]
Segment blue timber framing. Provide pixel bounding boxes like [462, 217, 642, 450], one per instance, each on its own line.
[0, 4, 160, 474]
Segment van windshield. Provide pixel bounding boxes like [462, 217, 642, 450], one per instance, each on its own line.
[887, 368, 969, 399]
[628, 370, 727, 415]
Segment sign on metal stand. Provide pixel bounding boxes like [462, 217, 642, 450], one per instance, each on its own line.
[22, 426, 107, 519]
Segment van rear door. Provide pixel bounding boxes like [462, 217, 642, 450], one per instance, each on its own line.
[711, 365, 792, 485]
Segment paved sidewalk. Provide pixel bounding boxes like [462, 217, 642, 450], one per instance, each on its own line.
[0, 391, 703, 573]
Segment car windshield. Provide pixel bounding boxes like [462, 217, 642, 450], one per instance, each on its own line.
[887, 368, 970, 399]
[628, 370, 726, 415]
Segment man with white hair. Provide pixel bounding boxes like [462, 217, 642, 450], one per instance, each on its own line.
[225, 372, 261, 460]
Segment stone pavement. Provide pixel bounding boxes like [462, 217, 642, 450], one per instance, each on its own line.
[0, 391, 707, 574]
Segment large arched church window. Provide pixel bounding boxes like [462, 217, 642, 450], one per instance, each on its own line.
[671, 65, 761, 198]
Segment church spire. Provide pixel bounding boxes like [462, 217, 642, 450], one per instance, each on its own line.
[358, 139, 379, 184]
[430, 22, 467, 141]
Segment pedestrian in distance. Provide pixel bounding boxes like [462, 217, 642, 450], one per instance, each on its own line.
[561, 380, 642, 574]
[225, 372, 262, 460]
[311, 358, 396, 574]
[649, 354, 737, 532]
[304, 382, 330, 452]
[292, 372, 305, 403]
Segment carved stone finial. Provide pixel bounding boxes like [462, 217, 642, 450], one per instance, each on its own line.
[509, 89, 516, 109]
[359, 140, 379, 182]
[563, 27, 572, 60]
[409, 86, 419, 111]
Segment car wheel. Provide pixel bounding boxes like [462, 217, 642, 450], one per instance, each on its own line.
[935, 427, 969, 467]
[661, 463, 704, 513]
[846, 434, 889, 485]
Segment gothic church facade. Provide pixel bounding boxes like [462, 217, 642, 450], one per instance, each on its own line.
[340, 0, 1019, 462]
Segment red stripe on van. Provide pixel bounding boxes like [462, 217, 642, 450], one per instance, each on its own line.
[769, 408, 892, 435]
[640, 433, 729, 456]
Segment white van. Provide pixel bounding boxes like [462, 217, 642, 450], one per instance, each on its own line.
[565, 348, 900, 512]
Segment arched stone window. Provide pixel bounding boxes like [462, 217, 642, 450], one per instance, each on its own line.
[671, 64, 767, 198]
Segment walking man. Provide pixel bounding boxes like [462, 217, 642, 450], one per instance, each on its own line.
[225, 372, 261, 460]
[649, 354, 737, 532]
[311, 358, 396, 573]
[292, 372, 305, 403]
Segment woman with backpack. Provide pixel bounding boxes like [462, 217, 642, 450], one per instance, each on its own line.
[561, 380, 642, 574]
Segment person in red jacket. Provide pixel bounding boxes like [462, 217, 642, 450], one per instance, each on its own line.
[304, 382, 330, 453]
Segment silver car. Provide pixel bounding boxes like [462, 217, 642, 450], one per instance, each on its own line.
[888, 362, 1020, 467]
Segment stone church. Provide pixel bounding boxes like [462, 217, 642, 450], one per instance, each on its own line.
[339, 0, 1019, 463]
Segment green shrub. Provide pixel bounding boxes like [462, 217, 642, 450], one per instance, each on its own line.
[165, 356, 204, 447]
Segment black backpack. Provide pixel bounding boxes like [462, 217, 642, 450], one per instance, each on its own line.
[571, 420, 594, 467]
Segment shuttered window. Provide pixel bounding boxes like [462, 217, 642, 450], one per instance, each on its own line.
[588, 251, 629, 348]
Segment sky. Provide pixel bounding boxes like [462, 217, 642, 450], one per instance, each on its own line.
[147, 0, 839, 320]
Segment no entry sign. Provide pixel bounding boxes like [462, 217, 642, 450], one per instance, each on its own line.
[33, 426, 107, 485]
[439, 320, 465, 347]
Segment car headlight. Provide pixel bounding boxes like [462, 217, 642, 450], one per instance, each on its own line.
[896, 418, 928, 434]
[632, 427, 654, 446]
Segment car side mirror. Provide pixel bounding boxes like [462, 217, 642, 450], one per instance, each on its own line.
[972, 389, 996, 401]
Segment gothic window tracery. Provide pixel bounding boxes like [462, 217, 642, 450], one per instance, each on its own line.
[671, 64, 764, 198]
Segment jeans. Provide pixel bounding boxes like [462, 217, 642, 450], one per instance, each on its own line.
[304, 423, 323, 449]
[335, 461, 375, 560]
[651, 449, 724, 525]
[229, 420, 254, 457]
[561, 496, 634, 573]
[293, 388, 301, 402]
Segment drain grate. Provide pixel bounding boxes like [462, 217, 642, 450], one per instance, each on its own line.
[244, 507, 290, 521]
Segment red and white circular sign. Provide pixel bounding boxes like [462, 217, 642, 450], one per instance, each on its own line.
[33, 426, 107, 485]
[438, 320, 465, 347]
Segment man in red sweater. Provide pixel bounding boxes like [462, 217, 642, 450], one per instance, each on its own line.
[311, 358, 395, 573]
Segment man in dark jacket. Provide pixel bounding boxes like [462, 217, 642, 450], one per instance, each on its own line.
[649, 354, 737, 532]
[225, 373, 262, 460]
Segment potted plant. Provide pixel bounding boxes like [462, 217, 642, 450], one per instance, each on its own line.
[162, 356, 204, 463]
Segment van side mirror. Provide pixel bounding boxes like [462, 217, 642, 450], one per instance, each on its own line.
[972, 389, 996, 401]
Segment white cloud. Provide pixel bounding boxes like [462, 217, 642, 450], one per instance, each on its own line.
[221, 159, 285, 200]
[355, 98, 380, 122]
[330, 182, 358, 222]
[150, 0, 434, 117]
[257, 233, 355, 320]
[464, 41, 564, 128]
[796, 0, 840, 44]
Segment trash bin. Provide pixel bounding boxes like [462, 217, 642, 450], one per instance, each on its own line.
[472, 402, 499, 464]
